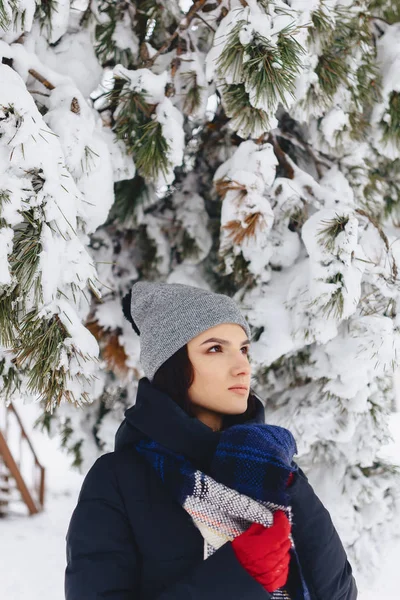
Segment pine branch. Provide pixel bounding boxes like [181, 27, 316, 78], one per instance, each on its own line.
[58, 416, 84, 468]
[319, 284, 345, 320]
[0, 359, 19, 400]
[221, 84, 271, 138]
[216, 20, 246, 83]
[315, 52, 349, 99]
[0, 0, 15, 29]
[0, 294, 16, 347]
[13, 311, 95, 411]
[143, 0, 209, 67]
[0, 188, 11, 203]
[367, 0, 400, 26]
[35, 0, 59, 40]
[95, 1, 136, 68]
[316, 214, 349, 253]
[365, 158, 400, 225]
[134, 118, 169, 180]
[180, 70, 206, 116]
[355, 208, 398, 281]
[10, 210, 43, 303]
[106, 175, 150, 226]
[214, 178, 247, 201]
[223, 212, 264, 245]
[217, 20, 305, 124]
[0, 208, 43, 347]
[381, 92, 400, 148]
[310, 5, 334, 33]
[108, 75, 173, 182]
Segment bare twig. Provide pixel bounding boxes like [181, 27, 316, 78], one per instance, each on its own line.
[28, 90, 50, 97]
[266, 133, 295, 179]
[28, 69, 55, 91]
[194, 12, 217, 33]
[79, 0, 93, 27]
[369, 15, 392, 25]
[276, 131, 332, 178]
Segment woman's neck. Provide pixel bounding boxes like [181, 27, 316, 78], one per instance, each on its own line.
[191, 406, 223, 432]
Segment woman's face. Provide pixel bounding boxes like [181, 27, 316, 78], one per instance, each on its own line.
[186, 323, 252, 431]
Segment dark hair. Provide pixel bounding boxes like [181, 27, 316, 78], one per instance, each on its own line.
[122, 290, 259, 429]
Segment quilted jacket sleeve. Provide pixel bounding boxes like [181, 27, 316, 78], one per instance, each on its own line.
[65, 453, 270, 600]
[289, 466, 358, 600]
[65, 454, 140, 600]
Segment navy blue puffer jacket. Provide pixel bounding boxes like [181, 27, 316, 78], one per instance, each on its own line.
[65, 377, 357, 600]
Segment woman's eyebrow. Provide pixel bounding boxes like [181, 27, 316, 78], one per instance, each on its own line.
[200, 337, 250, 346]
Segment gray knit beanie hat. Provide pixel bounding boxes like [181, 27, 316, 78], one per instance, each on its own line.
[127, 281, 251, 381]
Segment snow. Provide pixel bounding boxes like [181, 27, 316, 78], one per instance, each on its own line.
[370, 23, 400, 160]
[0, 399, 399, 599]
[0, 227, 13, 285]
[0, 398, 84, 600]
[1, 0, 400, 592]
[113, 65, 169, 105]
[214, 141, 277, 281]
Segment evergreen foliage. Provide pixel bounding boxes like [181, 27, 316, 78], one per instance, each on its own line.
[1, 0, 400, 584]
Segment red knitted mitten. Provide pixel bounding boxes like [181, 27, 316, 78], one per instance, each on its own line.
[231, 510, 292, 593]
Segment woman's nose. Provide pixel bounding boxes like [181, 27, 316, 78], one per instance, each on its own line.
[232, 354, 251, 375]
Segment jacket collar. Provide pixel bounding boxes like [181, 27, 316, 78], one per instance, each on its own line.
[115, 377, 265, 470]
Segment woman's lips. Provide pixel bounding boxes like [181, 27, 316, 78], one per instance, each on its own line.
[228, 387, 248, 395]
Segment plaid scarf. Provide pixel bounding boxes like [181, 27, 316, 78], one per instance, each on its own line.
[135, 423, 311, 600]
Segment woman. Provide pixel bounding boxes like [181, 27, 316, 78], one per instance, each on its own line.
[65, 281, 357, 600]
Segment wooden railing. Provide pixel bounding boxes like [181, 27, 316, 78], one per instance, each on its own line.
[0, 401, 45, 515]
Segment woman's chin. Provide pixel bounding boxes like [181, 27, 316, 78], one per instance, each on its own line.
[224, 394, 248, 413]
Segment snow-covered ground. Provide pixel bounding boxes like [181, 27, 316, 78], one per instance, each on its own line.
[1, 400, 399, 600]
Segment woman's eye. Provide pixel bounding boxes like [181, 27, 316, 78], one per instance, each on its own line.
[208, 345, 250, 354]
[208, 345, 221, 352]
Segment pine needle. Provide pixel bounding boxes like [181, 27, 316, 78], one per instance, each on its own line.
[222, 84, 271, 138]
[223, 212, 264, 245]
[381, 92, 400, 148]
[316, 214, 349, 252]
[133, 119, 170, 181]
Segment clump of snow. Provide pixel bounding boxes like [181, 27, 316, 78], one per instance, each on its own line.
[112, 66, 185, 185]
[155, 98, 185, 186]
[214, 140, 278, 282]
[206, 1, 306, 132]
[172, 175, 213, 264]
[0, 55, 116, 407]
[0, 227, 14, 286]
[370, 23, 400, 160]
[113, 65, 169, 104]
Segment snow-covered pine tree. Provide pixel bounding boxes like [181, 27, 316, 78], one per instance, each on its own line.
[1, 0, 400, 584]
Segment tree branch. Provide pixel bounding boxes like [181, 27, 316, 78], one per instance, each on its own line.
[355, 208, 398, 281]
[144, 0, 210, 67]
[28, 69, 55, 91]
[194, 12, 216, 33]
[266, 133, 295, 179]
[277, 131, 333, 179]
[369, 15, 392, 25]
